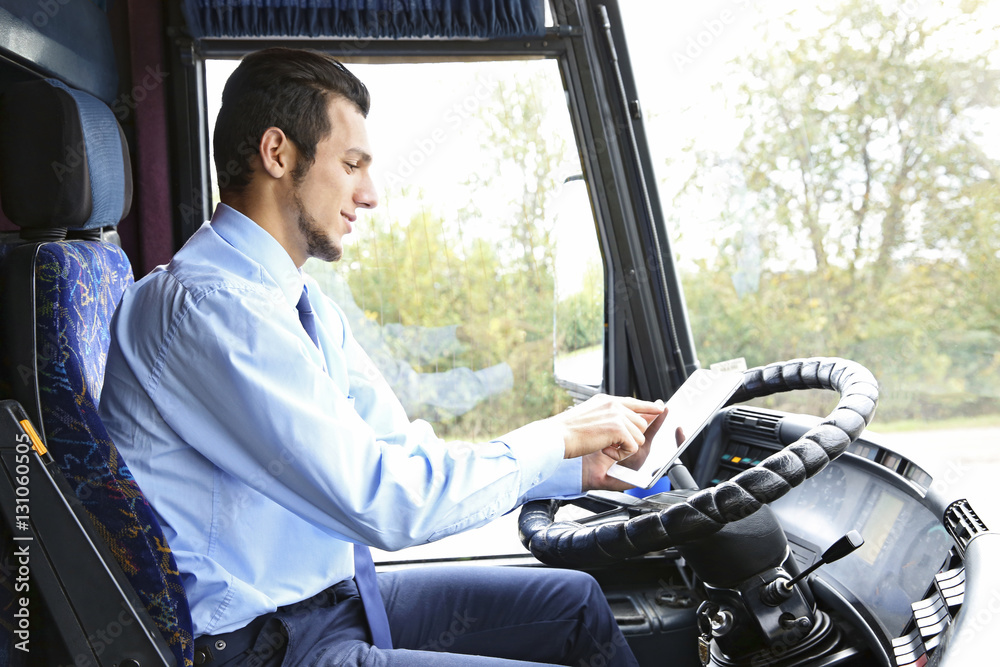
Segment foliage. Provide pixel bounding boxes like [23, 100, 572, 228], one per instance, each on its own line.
[676, 0, 1000, 423]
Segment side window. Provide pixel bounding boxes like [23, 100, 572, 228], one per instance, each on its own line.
[206, 58, 604, 559]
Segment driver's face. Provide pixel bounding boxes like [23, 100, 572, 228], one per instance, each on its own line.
[287, 96, 377, 265]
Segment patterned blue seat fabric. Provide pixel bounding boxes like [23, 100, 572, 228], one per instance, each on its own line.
[0, 79, 193, 666]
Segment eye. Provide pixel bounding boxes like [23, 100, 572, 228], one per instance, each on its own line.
[345, 162, 359, 173]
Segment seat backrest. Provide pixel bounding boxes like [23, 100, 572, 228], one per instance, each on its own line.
[0, 79, 193, 666]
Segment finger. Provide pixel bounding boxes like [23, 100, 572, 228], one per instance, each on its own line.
[601, 442, 633, 462]
[616, 396, 665, 416]
[600, 444, 620, 461]
[599, 431, 640, 462]
[607, 400, 655, 437]
[640, 407, 665, 426]
[577, 396, 649, 436]
[616, 407, 647, 448]
[610, 419, 645, 460]
[556, 395, 657, 459]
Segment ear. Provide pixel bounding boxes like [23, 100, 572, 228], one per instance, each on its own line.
[258, 127, 295, 180]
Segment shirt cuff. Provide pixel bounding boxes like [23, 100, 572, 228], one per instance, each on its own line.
[521, 458, 583, 501]
[492, 419, 566, 498]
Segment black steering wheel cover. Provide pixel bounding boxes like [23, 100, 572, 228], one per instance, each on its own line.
[518, 358, 878, 567]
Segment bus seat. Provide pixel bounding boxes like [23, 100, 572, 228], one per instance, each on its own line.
[0, 79, 193, 666]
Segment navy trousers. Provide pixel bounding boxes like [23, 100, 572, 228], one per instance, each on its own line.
[212, 565, 639, 666]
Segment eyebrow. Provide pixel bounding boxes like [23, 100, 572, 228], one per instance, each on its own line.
[345, 147, 373, 165]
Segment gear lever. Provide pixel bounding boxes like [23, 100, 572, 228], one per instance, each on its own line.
[761, 530, 865, 605]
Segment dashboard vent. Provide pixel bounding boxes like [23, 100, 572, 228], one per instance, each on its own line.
[725, 408, 782, 445]
[943, 499, 989, 554]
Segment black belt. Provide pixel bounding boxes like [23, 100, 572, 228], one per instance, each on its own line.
[193, 613, 275, 666]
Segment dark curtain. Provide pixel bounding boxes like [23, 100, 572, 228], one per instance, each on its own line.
[181, 0, 546, 39]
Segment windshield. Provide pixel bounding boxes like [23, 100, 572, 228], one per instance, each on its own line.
[620, 0, 999, 525]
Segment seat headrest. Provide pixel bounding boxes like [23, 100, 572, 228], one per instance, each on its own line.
[0, 79, 132, 232]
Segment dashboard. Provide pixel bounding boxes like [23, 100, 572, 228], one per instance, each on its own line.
[518, 402, 990, 667]
[504, 401, 993, 666]
[698, 406, 962, 655]
[770, 460, 953, 637]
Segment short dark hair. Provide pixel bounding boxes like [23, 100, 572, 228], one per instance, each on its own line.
[213, 47, 370, 195]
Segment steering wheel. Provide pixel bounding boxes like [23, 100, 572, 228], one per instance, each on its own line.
[518, 357, 879, 567]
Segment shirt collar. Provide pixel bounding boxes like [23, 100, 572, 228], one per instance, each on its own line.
[210, 203, 304, 307]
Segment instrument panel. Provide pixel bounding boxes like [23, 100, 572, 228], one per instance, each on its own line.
[708, 408, 957, 640]
[771, 460, 953, 637]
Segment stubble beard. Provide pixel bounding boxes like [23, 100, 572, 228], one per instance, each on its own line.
[293, 190, 342, 263]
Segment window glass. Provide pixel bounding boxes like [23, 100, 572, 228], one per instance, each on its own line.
[205, 58, 604, 559]
[620, 0, 1000, 523]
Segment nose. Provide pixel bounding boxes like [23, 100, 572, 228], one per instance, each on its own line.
[355, 172, 378, 210]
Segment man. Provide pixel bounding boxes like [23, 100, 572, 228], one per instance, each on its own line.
[99, 47, 662, 666]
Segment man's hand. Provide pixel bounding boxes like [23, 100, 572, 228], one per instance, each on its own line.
[582, 425, 686, 492]
[548, 394, 664, 461]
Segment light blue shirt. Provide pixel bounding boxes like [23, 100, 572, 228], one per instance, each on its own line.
[99, 204, 581, 636]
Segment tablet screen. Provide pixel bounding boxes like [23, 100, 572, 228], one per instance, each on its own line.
[608, 369, 744, 489]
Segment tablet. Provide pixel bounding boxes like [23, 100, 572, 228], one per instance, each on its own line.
[608, 368, 744, 489]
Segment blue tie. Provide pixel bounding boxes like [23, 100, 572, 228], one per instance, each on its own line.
[296, 285, 393, 650]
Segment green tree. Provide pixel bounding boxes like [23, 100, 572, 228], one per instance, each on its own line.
[677, 0, 1000, 421]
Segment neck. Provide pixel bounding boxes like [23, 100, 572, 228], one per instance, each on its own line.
[220, 187, 306, 267]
